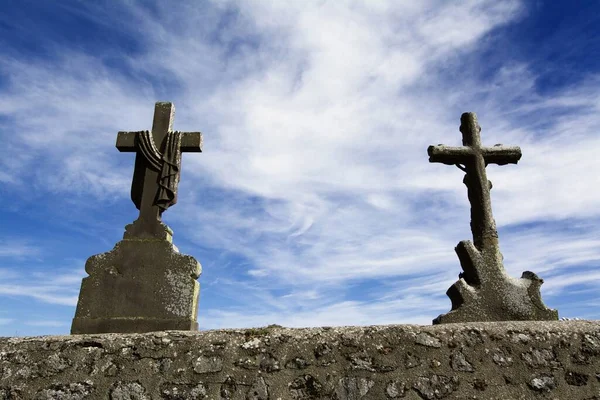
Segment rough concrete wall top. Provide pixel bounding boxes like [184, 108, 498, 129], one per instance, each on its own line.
[1, 321, 599, 399]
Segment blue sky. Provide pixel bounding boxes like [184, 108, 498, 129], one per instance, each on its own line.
[0, 0, 599, 337]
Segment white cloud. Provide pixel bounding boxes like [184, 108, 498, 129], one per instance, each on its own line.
[0, 0, 598, 330]
[0, 240, 42, 259]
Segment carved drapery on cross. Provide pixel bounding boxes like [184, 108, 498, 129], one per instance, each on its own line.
[137, 129, 183, 211]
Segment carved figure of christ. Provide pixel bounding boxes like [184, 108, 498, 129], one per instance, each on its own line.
[116, 102, 202, 239]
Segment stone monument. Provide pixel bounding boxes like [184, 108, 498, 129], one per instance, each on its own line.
[71, 102, 203, 334]
[428, 112, 558, 324]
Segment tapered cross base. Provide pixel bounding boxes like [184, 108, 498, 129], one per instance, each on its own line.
[71, 227, 201, 334]
[433, 240, 558, 324]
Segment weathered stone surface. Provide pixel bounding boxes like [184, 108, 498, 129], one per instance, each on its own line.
[428, 112, 558, 324]
[71, 102, 204, 335]
[2, 321, 599, 399]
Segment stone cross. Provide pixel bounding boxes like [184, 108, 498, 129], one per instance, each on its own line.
[427, 112, 558, 324]
[116, 102, 202, 239]
[71, 101, 203, 334]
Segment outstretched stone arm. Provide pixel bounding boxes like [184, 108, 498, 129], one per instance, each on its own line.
[427, 145, 521, 165]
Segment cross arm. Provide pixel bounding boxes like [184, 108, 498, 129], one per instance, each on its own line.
[427, 144, 522, 165]
[116, 131, 203, 152]
[480, 146, 521, 165]
[427, 145, 473, 165]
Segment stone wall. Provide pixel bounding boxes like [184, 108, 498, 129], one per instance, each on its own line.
[1, 321, 599, 399]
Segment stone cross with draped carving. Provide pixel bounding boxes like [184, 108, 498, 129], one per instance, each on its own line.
[116, 102, 202, 239]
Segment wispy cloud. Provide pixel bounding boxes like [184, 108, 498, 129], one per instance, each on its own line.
[0, 0, 598, 335]
[0, 240, 42, 259]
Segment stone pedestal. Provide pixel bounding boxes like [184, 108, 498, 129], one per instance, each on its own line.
[433, 240, 558, 324]
[71, 224, 201, 334]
